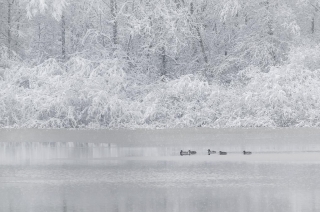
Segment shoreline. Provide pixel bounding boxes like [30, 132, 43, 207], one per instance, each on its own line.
[1, 128, 320, 147]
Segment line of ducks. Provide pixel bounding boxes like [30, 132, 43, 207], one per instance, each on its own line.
[180, 149, 252, 156]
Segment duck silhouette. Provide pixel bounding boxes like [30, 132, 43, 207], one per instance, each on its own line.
[180, 150, 189, 156]
[208, 149, 216, 155]
[219, 151, 227, 155]
[189, 150, 197, 155]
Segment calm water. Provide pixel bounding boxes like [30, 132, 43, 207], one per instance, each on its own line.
[1, 129, 320, 212]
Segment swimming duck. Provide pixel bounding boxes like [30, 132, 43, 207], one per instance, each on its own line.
[219, 151, 227, 155]
[243, 151, 252, 155]
[189, 150, 197, 155]
[208, 149, 216, 155]
[180, 150, 189, 156]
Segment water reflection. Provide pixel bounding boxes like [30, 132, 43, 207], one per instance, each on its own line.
[0, 142, 174, 165]
[1, 142, 320, 212]
[1, 161, 320, 212]
[2, 141, 320, 166]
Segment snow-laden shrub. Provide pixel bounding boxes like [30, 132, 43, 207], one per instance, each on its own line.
[2, 45, 320, 129]
[141, 75, 220, 128]
[287, 45, 320, 71]
[0, 56, 131, 128]
[0, 45, 21, 69]
[238, 61, 320, 127]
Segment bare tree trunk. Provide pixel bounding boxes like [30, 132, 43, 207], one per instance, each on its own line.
[161, 46, 166, 76]
[312, 16, 315, 34]
[244, 13, 248, 25]
[266, 0, 273, 36]
[99, 13, 105, 47]
[190, 2, 208, 77]
[311, 4, 319, 34]
[110, 0, 118, 46]
[15, 0, 20, 51]
[196, 29, 208, 64]
[61, 13, 66, 60]
[37, 22, 42, 50]
[311, 6, 317, 34]
[7, 0, 13, 59]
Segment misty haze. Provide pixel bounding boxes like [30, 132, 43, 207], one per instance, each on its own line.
[1, 0, 320, 211]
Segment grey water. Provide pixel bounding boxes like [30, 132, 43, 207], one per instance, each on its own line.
[1, 128, 320, 212]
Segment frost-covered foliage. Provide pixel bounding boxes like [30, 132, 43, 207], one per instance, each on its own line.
[3, 0, 320, 129]
[1, 46, 320, 128]
[0, 45, 21, 68]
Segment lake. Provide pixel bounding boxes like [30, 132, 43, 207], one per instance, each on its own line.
[1, 128, 320, 212]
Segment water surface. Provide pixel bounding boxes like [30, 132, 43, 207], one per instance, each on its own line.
[1, 129, 320, 212]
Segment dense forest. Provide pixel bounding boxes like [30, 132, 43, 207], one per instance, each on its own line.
[1, 0, 320, 128]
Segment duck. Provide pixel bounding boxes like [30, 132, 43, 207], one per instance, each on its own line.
[188, 150, 197, 155]
[219, 151, 227, 155]
[180, 150, 189, 156]
[208, 149, 216, 155]
[243, 151, 252, 155]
